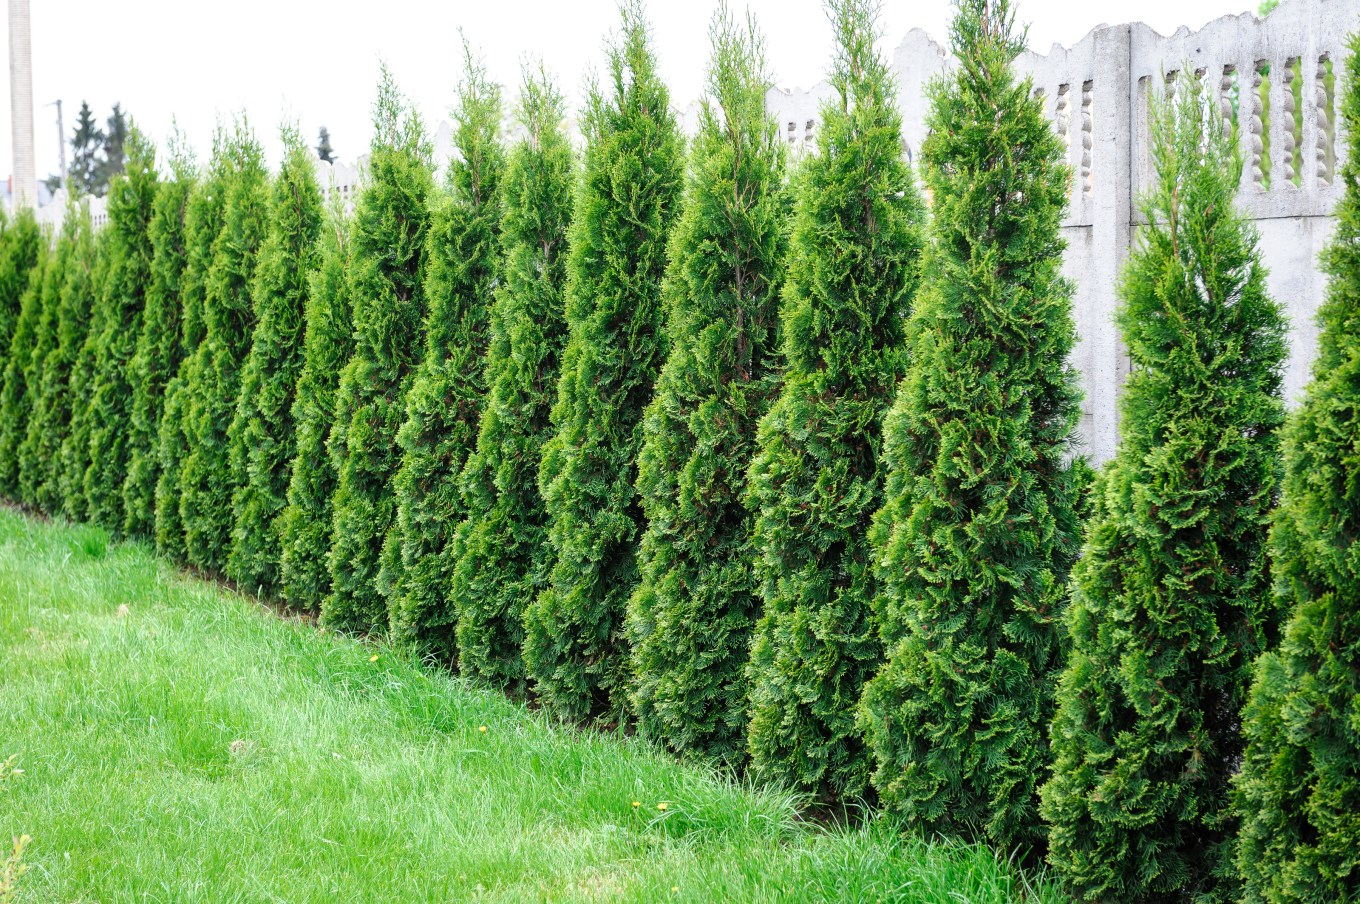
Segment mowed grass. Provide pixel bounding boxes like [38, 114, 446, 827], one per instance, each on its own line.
[0, 508, 1061, 903]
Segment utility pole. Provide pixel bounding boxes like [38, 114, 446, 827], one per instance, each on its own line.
[7, 0, 36, 209]
[47, 99, 66, 182]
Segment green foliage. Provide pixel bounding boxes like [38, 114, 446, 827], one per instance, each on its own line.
[122, 143, 195, 536]
[384, 51, 503, 655]
[226, 125, 324, 596]
[452, 66, 574, 691]
[83, 128, 158, 532]
[0, 209, 42, 496]
[322, 69, 434, 633]
[523, 2, 684, 723]
[57, 228, 108, 521]
[625, 6, 787, 766]
[155, 141, 229, 560]
[742, 0, 923, 801]
[859, 0, 1081, 846]
[278, 202, 353, 610]
[22, 201, 90, 514]
[179, 121, 271, 573]
[0, 241, 48, 498]
[1041, 78, 1285, 900]
[1234, 32, 1360, 904]
[16, 215, 72, 508]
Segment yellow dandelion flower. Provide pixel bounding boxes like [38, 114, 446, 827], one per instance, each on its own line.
[369, 654, 380, 662]
[479, 725, 487, 733]
[657, 801, 669, 811]
[632, 801, 641, 808]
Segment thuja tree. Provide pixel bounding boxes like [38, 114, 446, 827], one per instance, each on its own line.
[384, 51, 503, 654]
[322, 70, 434, 633]
[58, 227, 109, 520]
[0, 241, 48, 497]
[859, 0, 1082, 845]
[742, 0, 923, 801]
[180, 121, 270, 573]
[451, 66, 574, 690]
[0, 208, 41, 377]
[625, 6, 787, 765]
[84, 127, 158, 531]
[156, 140, 229, 559]
[23, 199, 89, 514]
[123, 139, 195, 536]
[1040, 78, 1285, 900]
[278, 199, 353, 610]
[0, 208, 42, 494]
[17, 213, 72, 507]
[226, 124, 323, 595]
[1234, 33, 1360, 904]
[522, 0, 684, 722]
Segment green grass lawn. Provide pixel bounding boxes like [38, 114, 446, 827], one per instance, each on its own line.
[0, 507, 1061, 903]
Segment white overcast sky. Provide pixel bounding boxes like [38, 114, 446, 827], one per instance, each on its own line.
[5, 0, 1260, 177]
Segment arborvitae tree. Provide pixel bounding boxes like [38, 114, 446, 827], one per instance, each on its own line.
[0, 240, 49, 497]
[17, 215, 72, 507]
[384, 51, 503, 655]
[625, 7, 787, 765]
[22, 198, 87, 514]
[522, 2, 684, 723]
[0, 209, 41, 392]
[122, 139, 195, 536]
[179, 121, 270, 572]
[322, 70, 434, 633]
[83, 127, 158, 531]
[451, 66, 574, 691]
[155, 139, 229, 560]
[742, 0, 923, 801]
[278, 199, 353, 610]
[226, 124, 324, 595]
[1234, 34, 1360, 904]
[57, 228, 109, 520]
[1038, 77, 1286, 899]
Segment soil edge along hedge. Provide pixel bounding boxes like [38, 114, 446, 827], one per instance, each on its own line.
[743, 0, 924, 802]
[451, 64, 574, 691]
[323, 69, 434, 633]
[523, 0, 684, 723]
[626, 4, 787, 766]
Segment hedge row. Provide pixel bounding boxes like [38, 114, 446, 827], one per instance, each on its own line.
[0, 0, 1354, 900]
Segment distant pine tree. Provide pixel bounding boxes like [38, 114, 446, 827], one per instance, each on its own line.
[322, 69, 434, 633]
[451, 65, 574, 691]
[0, 240, 49, 498]
[278, 198, 353, 611]
[226, 124, 324, 596]
[123, 139, 195, 536]
[155, 135, 229, 560]
[625, 5, 787, 766]
[384, 49, 503, 656]
[179, 120, 271, 573]
[83, 127, 157, 532]
[17, 214, 72, 508]
[522, 0, 684, 723]
[742, 0, 924, 801]
[57, 228, 108, 520]
[1234, 32, 1360, 904]
[316, 126, 336, 164]
[69, 101, 105, 197]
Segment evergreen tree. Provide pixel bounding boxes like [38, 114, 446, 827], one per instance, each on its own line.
[742, 0, 923, 801]
[226, 124, 324, 595]
[860, 0, 1083, 844]
[179, 121, 270, 573]
[522, 1, 684, 723]
[316, 127, 335, 164]
[0, 209, 41, 380]
[17, 214, 72, 507]
[155, 137, 229, 560]
[451, 65, 574, 691]
[1234, 33, 1360, 904]
[57, 228, 109, 520]
[0, 240, 48, 497]
[1040, 76, 1286, 899]
[278, 198, 353, 610]
[70, 101, 105, 197]
[322, 69, 434, 633]
[384, 50, 503, 655]
[23, 198, 89, 514]
[625, 6, 787, 765]
[98, 103, 130, 192]
[83, 127, 157, 531]
[122, 138, 195, 536]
